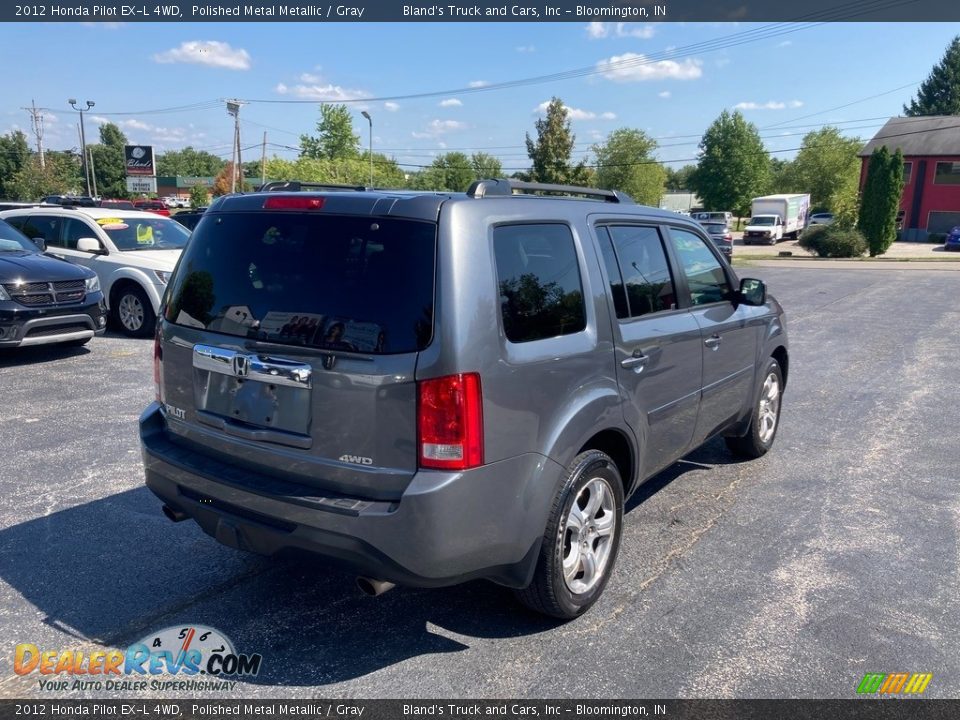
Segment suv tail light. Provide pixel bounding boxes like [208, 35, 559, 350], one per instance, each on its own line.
[153, 328, 163, 402]
[263, 196, 325, 210]
[418, 373, 483, 470]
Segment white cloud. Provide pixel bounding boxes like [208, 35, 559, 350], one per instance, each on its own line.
[597, 53, 702, 82]
[516, 45, 535, 53]
[439, 98, 463, 108]
[778, 40, 793, 47]
[534, 101, 616, 121]
[274, 73, 369, 102]
[118, 119, 152, 131]
[384, 102, 400, 112]
[658, 91, 671, 99]
[586, 22, 656, 39]
[467, 80, 489, 88]
[80, 22, 125, 29]
[734, 99, 804, 111]
[411, 119, 468, 139]
[153, 41, 251, 70]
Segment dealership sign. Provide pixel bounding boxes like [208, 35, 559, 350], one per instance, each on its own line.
[126, 176, 157, 193]
[124, 145, 156, 176]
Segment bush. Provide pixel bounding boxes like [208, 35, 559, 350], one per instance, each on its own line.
[799, 225, 868, 258]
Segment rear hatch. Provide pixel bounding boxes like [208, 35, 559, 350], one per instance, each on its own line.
[158, 207, 436, 501]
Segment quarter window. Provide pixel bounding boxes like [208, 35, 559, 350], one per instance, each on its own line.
[668, 228, 731, 306]
[606, 225, 676, 318]
[493, 224, 586, 343]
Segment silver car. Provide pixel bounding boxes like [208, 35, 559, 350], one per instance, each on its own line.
[141, 179, 789, 619]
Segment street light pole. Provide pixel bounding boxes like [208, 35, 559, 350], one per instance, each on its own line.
[69, 99, 95, 197]
[360, 111, 373, 188]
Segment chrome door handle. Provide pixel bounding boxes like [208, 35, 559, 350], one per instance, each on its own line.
[621, 351, 648, 372]
[704, 334, 722, 349]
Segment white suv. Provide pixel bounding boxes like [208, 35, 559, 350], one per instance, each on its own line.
[0, 207, 191, 337]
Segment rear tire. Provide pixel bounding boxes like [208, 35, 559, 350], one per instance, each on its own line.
[515, 450, 624, 619]
[112, 285, 156, 338]
[726, 358, 783, 459]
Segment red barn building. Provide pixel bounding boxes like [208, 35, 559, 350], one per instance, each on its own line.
[859, 116, 960, 241]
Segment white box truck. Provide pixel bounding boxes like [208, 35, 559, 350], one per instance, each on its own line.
[743, 194, 811, 245]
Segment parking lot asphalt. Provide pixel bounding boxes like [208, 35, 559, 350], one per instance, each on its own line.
[1, 266, 958, 699]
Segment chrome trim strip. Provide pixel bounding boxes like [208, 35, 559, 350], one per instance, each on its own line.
[192, 344, 312, 389]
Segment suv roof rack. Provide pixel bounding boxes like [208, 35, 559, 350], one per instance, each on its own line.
[260, 181, 368, 193]
[466, 179, 634, 204]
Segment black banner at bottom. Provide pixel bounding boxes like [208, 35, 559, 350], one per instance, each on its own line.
[0, 700, 958, 720]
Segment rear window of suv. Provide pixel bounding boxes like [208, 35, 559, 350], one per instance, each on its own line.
[164, 213, 436, 355]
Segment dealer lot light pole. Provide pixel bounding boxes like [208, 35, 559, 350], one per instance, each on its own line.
[69, 99, 94, 197]
[361, 110, 373, 188]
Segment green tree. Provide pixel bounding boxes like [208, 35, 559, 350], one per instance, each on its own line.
[857, 146, 904, 256]
[0, 131, 31, 199]
[664, 164, 696, 191]
[9, 152, 82, 200]
[766, 157, 798, 195]
[300, 104, 360, 160]
[157, 147, 226, 177]
[89, 123, 129, 198]
[263, 153, 405, 189]
[904, 36, 960, 116]
[412, 152, 475, 191]
[592, 128, 665, 205]
[689, 110, 770, 217]
[189, 184, 210, 208]
[525, 97, 590, 185]
[470, 152, 503, 180]
[789, 127, 863, 210]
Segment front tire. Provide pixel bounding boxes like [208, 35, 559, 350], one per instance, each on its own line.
[515, 450, 624, 619]
[726, 358, 783, 459]
[112, 285, 156, 338]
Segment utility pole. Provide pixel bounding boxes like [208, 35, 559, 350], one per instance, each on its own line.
[23, 100, 45, 169]
[261, 131, 267, 188]
[69, 99, 95, 197]
[226, 100, 243, 193]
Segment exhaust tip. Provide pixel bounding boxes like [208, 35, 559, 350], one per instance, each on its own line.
[356, 577, 396, 597]
[162, 505, 188, 523]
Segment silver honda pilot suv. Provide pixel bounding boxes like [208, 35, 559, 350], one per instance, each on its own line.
[140, 179, 788, 619]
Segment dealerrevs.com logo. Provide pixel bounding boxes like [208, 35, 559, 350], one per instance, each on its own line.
[856, 672, 933, 696]
[14, 625, 262, 692]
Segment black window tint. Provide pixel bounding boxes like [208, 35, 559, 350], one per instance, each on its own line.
[494, 223, 586, 343]
[61, 218, 95, 250]
[596, 228, 628, 319]
[607, 225, 676, 318]
[22, 215, 63, 247]
[669, 228, 732, 306]
[4, 216, 26, 231]
[165, 213, 435, 355]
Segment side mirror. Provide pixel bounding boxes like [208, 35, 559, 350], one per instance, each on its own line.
[739, 278, 766, 306]
[77, 237, 105, 254]
[32, 237, 46, 252]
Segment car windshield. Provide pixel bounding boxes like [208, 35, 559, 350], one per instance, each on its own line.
[703, 223, 727, 232]
[96, 216, 191, 251]
[750, 216, 776, 226]
[0, 219, 39, 253]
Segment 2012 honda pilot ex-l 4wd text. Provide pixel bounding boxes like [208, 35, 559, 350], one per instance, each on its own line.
[141, 179, 788, 619]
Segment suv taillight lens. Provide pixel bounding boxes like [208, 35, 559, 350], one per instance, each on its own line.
[153, 328, 163, 402]
[418, 373, 483, 470]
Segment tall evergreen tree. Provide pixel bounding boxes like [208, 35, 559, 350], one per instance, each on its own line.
[857, 146, 904, 256]
[525, 98, 590, 185]
[689, 110, 770, 217]
[904, 36, 960, 116]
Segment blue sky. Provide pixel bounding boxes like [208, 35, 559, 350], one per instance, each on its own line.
[2, 21, 957, 172]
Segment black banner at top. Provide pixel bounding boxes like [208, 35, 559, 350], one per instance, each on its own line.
[5, 0, 960, 22]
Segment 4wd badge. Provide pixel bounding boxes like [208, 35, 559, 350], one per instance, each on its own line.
[339, 454, 373, 466]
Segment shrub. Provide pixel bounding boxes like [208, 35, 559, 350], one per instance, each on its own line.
[799, 225, 868, 258]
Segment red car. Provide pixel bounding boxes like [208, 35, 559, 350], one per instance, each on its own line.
[99, 199, 136, 210]
[133, 200, 171, 217]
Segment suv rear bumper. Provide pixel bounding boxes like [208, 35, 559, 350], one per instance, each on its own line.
[140, 402, 562, 589]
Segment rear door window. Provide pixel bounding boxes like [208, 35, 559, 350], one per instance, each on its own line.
[22, 215, 64, 247]
[493, 223, 586, 343]
[165, 213, 436, 355]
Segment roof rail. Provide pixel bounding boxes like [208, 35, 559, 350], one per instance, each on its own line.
[259, 181, 368, 193]
[466, 178, 634, 204]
